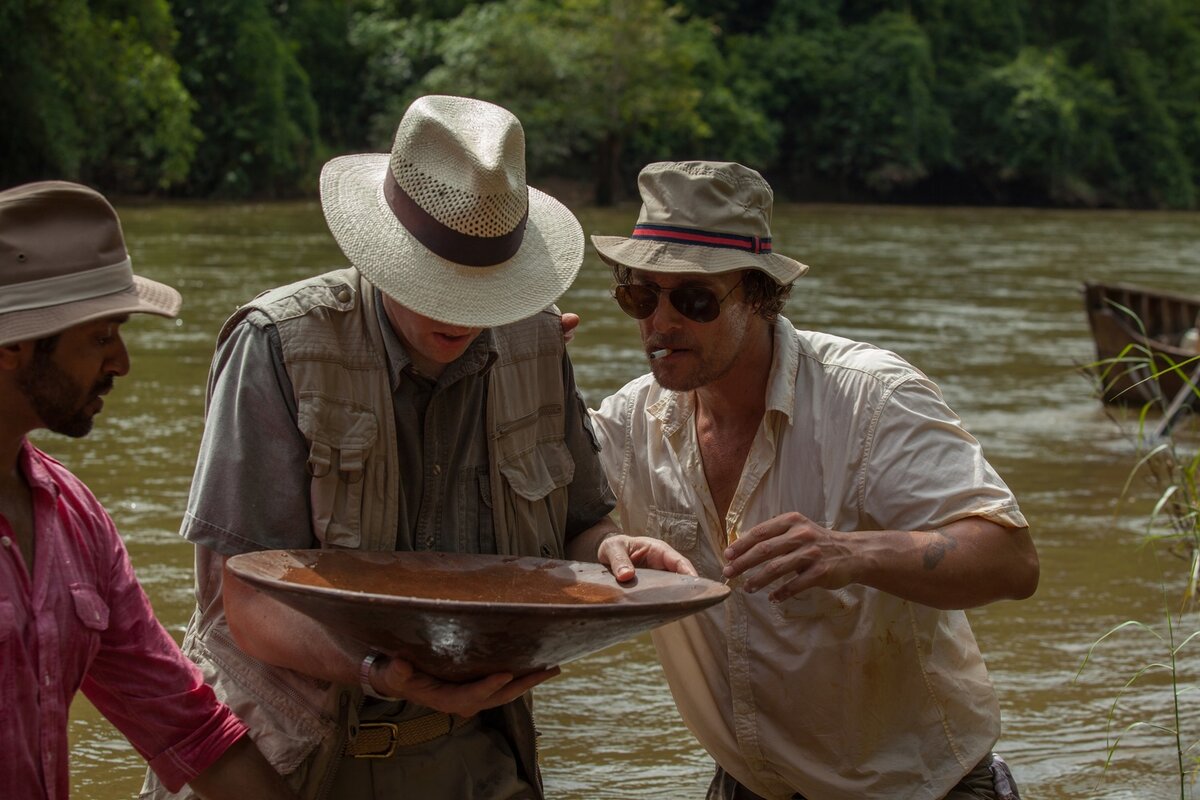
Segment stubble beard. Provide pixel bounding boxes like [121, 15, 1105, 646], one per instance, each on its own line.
[650, 339, 743, 392]
[16, 353, 109, 438]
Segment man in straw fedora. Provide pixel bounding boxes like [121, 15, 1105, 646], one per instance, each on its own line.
[587, 161, 1039, 800]
[0, 181, 297, 799]
[142, 96, 693, 800]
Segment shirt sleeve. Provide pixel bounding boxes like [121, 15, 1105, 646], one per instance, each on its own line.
[80, 511, 247, 792]
[181, 312, 316, 554]
[860, 374, 1028, 532]
[561, 352, 617, 540]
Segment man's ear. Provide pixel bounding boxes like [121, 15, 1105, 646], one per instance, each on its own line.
[0, 341, 29, 371]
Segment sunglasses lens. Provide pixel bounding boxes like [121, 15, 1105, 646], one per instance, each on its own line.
[614, 285, 658, 319]
[671, 288, 720, 323]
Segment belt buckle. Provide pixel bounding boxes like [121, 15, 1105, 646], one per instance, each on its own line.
[355, 722, 399, 759]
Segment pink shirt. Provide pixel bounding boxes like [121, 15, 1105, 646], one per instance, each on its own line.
[0, 440, 247, 799]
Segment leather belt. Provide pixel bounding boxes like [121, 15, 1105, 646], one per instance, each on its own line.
[345, 712, 454, 758]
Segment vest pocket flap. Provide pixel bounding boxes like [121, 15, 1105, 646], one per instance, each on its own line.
[69, 583, 110, 631]
[297, 393, 378, 474]
[297, 393, 379, 449]
[498, 439, 576, 501]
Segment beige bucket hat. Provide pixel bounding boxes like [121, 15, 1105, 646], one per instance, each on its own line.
[591, 161, 808, 284]
[0, 181, 182, 347]
[320, 95, 584, 328]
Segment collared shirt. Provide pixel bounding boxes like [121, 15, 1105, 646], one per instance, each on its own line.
[178, 288, 613, 796]
[182, 289, 613, 554]
[591, 316, 1028, 800]
[0, 441, 247, 799]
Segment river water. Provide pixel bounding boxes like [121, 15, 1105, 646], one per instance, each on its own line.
[42, 200, 1200, 799]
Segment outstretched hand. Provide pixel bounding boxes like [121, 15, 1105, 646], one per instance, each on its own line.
[597, 533, 698, 583]
[722, 511, 856, 602]
[374, 656, 560, 718]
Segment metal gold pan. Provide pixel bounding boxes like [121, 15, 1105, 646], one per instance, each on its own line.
[224, 549, 730, 682]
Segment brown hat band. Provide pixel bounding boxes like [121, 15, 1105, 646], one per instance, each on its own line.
[0, 258, 134, 314]
[383, 169, 528, 268]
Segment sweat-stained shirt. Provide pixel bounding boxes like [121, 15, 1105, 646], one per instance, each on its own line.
[1, 440, 248, 799]
[590, 316, 1028, 800]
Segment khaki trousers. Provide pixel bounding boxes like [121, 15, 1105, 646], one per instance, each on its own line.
[329, 713, 537, 799]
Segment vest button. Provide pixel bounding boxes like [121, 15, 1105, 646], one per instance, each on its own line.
[336, 288, 351, 303]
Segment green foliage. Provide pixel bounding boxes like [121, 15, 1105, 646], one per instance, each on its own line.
[361, 0, 765, 204]
[4, 0, 1200, 204]
[273, 0, 371, 153]
[0, 0, 199, 191]
[1080, 301, 1200, 798]
[739, 10, 951, 196]
[172, 0, 319, 196]
[821, 12, 954, 193]
[962, 47, 1120, 205]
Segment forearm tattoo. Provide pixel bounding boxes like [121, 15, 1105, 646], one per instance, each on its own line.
[922, 528, 957, 570]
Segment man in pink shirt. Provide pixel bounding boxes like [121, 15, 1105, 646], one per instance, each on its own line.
[0, 181, 296, 800]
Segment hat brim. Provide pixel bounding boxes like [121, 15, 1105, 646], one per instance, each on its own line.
[0, 276, 181, 346]
[590, 235, 808, 285]
[321, 155, 583, 328]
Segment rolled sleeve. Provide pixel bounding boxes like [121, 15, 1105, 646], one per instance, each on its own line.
[80, 514, 249, 792]
[862, 375, 1027, 531]
[182, 313, 315, 554]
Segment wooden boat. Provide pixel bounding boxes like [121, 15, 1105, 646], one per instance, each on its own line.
[1082, 281, 1200, 410]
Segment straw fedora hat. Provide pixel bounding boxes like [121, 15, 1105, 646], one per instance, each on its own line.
[0, 181, 181, 347]
[320, 95, 584, 328]
[591, 161, 808, 284]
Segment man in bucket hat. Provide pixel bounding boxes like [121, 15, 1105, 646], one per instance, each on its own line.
[0, 181, 297, 799]
[588, 161, 1039, 800]
[142, 96, 692, 800]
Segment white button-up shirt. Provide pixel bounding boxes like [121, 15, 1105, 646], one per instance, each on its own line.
[591, 316, 1027, 800]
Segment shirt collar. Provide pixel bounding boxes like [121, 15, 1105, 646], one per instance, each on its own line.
[647, 315, 800, 434]
[764, 315, 799, 424]
[18, 438, 61, 502]
[373, 288, 497, 391]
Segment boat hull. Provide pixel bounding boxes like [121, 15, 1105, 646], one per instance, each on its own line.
[1083, 281, 1200, 407]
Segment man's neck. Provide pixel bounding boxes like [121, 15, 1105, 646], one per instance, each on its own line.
[0, 439, 35, 570]
[695, 318, 774, 426]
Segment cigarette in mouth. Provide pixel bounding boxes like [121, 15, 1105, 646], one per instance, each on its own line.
[649, 348, 670, 360]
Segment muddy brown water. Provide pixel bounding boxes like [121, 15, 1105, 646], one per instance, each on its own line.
[40, 200, 1200, 799]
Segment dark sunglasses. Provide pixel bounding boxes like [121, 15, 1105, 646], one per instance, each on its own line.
[613, 278, 743, 323]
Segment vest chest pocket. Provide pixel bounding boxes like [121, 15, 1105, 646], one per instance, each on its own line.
[494, 404, 575, 501]
[494, 405, 575, 559]
[645, 508, 699, 552]
[297, 393, 379, 549]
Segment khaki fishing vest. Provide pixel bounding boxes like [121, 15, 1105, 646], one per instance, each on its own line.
[145, 268, 572, 799]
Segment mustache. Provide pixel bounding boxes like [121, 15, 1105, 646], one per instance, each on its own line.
[91, 375, 115, 397]
[646, 337, 689, 351]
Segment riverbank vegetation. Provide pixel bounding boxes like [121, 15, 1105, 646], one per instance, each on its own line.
[1081, 306, 1200, 797]
[4, 0, 1200, 208]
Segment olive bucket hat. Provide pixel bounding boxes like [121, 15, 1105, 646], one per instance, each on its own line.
[0, 181, 181, 347]
[591, 161, 808, 284]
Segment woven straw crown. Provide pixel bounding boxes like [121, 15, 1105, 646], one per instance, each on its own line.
[320, 95, 583, 327]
